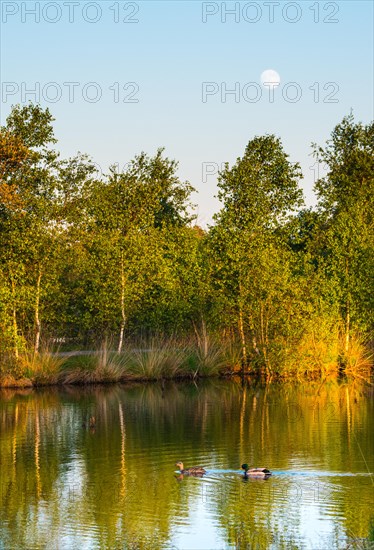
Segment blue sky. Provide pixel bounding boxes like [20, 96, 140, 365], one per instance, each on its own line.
[1, 1, 373, 224]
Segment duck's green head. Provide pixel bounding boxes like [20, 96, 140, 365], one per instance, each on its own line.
[241, 463, 249, 472]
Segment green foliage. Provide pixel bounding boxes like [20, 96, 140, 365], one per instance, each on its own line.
[0, 105, 372, 382]
[209, 135, 305, 372]
[4, 103, 57, 149]
[215, 134, 303, 230]
[312, 115, 374, 347]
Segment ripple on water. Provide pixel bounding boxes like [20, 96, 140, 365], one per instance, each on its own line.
[1, 381, 373, 550]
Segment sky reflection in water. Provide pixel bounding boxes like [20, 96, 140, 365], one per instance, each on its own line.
[0, 379, 373, 549]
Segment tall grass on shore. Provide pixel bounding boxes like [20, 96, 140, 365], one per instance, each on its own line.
[270, 318, 341, 380]
[60, 344, 133, 384]
[128, 337, 189, 379]
[342, 335, 373, 379]
[189, 324, 228, 377]
[0, 329, 372, 388]
[0, 345, 66, 387]
[260, 319, 373, 381]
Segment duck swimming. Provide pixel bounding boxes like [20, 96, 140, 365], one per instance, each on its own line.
[175, 461, 206, 475]
[241, 464, 272, 478]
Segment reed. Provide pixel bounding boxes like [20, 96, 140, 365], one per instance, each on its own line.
[187, 332, 227, 377]
[0, 345, 66, 385]
[0, 329, 372, 388]
[341, 334, 373, 379]
[59, 340, 134, 384]
[128, 337, 189, 379]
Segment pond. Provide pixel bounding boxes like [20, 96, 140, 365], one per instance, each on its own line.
[0, 379, 373, 549]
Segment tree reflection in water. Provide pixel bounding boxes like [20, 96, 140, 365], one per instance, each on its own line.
[0, 379, 373, 549]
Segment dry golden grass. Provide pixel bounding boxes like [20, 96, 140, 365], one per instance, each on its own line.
[0, 374, 33, 388]
[16, 350, 65, 385]
[343, 335, 373, 379]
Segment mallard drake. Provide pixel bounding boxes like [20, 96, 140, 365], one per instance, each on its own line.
[175, 461, 206, 475]
[241, 464, 272, 477]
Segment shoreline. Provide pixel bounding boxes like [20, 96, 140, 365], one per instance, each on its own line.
[0, 370, 371, 390]
[1, 342, 372, 390]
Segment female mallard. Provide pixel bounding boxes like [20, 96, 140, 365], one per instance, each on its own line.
[175, 461, 206, 475]
[241, 464, 272, 477]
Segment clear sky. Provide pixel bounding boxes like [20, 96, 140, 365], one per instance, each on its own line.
[1, 0, 373, 225]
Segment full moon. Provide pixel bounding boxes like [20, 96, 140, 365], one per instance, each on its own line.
[260, 69, 281, 89]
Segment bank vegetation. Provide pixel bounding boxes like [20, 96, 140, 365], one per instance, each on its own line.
[0, 105, 373, 386]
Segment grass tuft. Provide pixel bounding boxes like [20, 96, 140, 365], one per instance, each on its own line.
[342, 335, 373, 379]
[128, 337, 188, 379]
[0, 328, 372, 387]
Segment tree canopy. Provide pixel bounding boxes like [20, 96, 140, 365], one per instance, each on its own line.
[0, 105, 372, 378]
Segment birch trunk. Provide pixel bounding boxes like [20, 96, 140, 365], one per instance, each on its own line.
[260, 302, 272, 376]
[344, 258, 350, 355]
[118, 254, 126, 353]
[11, 278, 19, 359]
[345, 307, 350, 354]
[238, 307, 247, 373]
[34, 269, 42, 354]
[202, 317, 208, 359]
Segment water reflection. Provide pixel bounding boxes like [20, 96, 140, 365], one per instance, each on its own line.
[0, 379, 373, 549]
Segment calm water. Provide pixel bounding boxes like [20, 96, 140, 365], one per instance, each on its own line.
[0, 379, 373, 549]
